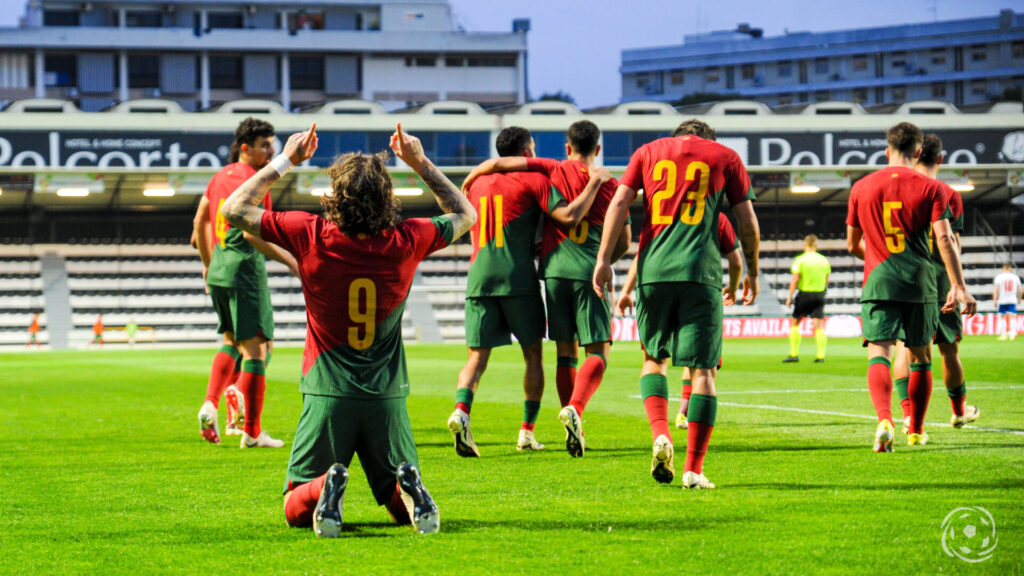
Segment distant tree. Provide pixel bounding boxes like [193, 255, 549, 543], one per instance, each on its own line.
[537, 91, 577, 106]
[672, 92, 744, 107]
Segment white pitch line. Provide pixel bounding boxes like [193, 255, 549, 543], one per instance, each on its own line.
[627, 395, 1024, 435]
[716, 385, 1024, 395]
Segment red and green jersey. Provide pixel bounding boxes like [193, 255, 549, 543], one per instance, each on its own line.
[260, 211, 454, 399]
[204, 162, 272, 288]
[620, 135, 753, 288]
[929, 180, 964, 269]
[846, 166, 950, 303]
[716, 212, 739, 254]
[526, 157, 623, 281]
[465, 171, 566, 297]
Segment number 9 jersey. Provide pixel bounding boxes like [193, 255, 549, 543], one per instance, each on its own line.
[619, 135, 753, 289]
[260, 211, 454, 399]
[847, 166, 950, 303]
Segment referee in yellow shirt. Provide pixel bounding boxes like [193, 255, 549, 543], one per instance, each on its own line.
[784, 235, 831, 363]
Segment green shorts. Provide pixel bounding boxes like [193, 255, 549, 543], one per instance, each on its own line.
[932, 265, 961, 345]
[284, 394, 418, 505]
[208, 283, 274, 341]
[636, 282, 722, 369]
[544, 278, 612, 346]
[464, 293, 545, 348]
[861, 300, 938, 348]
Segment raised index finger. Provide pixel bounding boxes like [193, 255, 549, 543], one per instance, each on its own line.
[396, 121, 405, 141]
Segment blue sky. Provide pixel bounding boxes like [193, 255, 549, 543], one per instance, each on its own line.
[0, 0, 1013, 108]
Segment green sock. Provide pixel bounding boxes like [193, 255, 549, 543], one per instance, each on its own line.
[789, 326, 801, 357]
[687, 393, 718, 425]
[639, 373, 669, 399]
[947, 383, 966, 399]
[895, 377, 910, 402]
[523, 400, 541, 425]
[455, 387, 474, 411]
[814, 328, 826, 359]
[241, 359, 265, 376]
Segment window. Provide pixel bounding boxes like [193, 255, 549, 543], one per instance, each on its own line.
[128, 55, 160, 88]
[670, 70, 685, 84]
[891, 52, 906, 68]
[741, 64, 754, 80]
[891, 85, 906, 100]
[971, 44, 987, 62]
[853, 88, 867, 103]
[814, 59, 828, 74]
[602, 131, 670, 165]
[853, 56, 867, 71]
[467, 56, 516, 67]
[705, 67, 720, 83]
[207, 12, 243, 29]
[290, 56, 324, 90]
[971, 80, 987, 95]
[287, 11, 325, 32]
[43, 10, 79, 26]
[931, 48, 947, 65]
[445, 57, 464, 67]
[405, 57, 436, 67]
[814, 91, 829, 102]
[931, 83, 947, 98]
[1014, 42, 1024, 59]
[126, 10, 162, 27]
[44, 54, 77, 87]
[778, 61, 792, 78]
[777, 94, 793, 106]
[208, 56, 242, 89]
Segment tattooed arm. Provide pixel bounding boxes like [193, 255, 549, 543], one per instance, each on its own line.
[390, 122, 477, 240]
[221, 123, 319, 238]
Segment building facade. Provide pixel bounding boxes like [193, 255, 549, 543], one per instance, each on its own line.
[621, 10, 1024, 108]
[0, 0, 528, 111]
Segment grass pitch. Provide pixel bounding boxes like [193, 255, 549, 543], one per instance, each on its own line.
[1, 337, 1022, 574]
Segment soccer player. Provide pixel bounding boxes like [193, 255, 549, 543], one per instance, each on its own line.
[617, 212, 743, 430]
[92, 314, 104, 345]
[994, 263, 1022, 341]
[27, 313, 40, 347]
[449, 126, 611, 457]
[594, 118, 761, 490]
[783, 235, 831, 363]
[459, 120, 631, 458]
[193, 117, 296, 448]
[221, 121, 475, 537]
[892, 134, 980, 439]
[846, 122, 976, 452]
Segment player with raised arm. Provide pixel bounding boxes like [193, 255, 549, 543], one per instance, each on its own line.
[193, 117, 297, 447]
[221, 122, 475, 537]
[449, 126, 610, 457]
[994, 263, 1022, 341]
[460, 120, 629, 458]
[594, 118, 760, 490]
[846, 123, 977, 452]
[783, 235, 831, 363]
[617, 211, 743, 429]
[892, 134, 980, 439]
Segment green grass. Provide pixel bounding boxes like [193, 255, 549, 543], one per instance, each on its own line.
[1, 337, 1022, 575]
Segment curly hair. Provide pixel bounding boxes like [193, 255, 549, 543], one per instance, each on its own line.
[673, 118, 716, 140]
[321, 152, 400, 236]
[229, 117, 275, 163]
[886, 122, 923, 158]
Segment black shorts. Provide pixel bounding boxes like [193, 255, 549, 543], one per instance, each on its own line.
[793, 291, 826, 319]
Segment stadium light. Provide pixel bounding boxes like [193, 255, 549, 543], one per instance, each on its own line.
[310, 187, 332, 196]
[394, 187, 423, 197]
[56, 188, 90, 197]
[951, 184, 974, 192]
[0, 187, 3, 196]
[790, 185, 821, 194]
[143, 187, 175, 197]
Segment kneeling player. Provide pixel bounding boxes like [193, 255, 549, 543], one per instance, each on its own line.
[220, 122, 475, 535]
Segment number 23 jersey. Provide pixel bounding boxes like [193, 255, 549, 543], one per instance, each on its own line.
[620, 135, 753, 289]
[260, 211, 454, 399]
[847, 166, 950, 303]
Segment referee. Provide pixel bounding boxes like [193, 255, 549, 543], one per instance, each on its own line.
[784, 234, 831, 363]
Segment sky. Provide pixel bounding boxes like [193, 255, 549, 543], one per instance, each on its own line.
[0, 0, 1014, 108]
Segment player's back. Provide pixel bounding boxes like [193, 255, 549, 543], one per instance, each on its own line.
[848, 166, 946, 303]
[205, 162, 269, 287]
[929, 180, 963, 267]
[621, 135, 751, 288]
[465, 171, 556, 297]
[535, 157, 619, 280]
[995, 272, 1021, 303]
